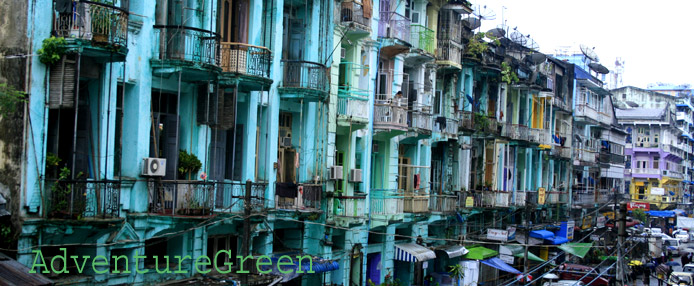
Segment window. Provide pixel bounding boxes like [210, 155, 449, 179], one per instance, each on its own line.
[221, 0, 249, 43]
[653, 160, 659, 169]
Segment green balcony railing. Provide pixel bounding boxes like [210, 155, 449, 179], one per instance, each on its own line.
[338, 87, 370, 120]
[411, 25, 435, 54]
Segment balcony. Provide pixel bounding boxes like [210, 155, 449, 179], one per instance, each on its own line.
[410, 25, 435, 55]
[546, 192, 568, 204]
[597, 112, 612, 126]
[149, 181, 215, 216]
[332, 195, 367, 219]
[408, 109, 433, 134]
[152, 26, 220, 78]
[663, 170, 684, 179]
[435, 40, 462, 70]
[551, 146, 572, 159]
[429, 194, 457, 214]
[573, 192, 597, 206]
[46, 179, 121, 219]
[458, 111, 475, 131]
[275, 183, 322, 213]
[576, 149, 598, 165]
[403, 191, 430, 214]
[434, 116, 459, 138]
[529, 128, 550, 145]
[552, 96, 571, 112]
[214, 181, 268, 214]
[219, 43, 272, 88]
[337, 86, 370, 123]
[477, 116, 501, 136]
[374, 94, 408, 132]
[340, 1, 372, 33]
[370, 189, 404, 217]
[574, 104, 600, 123]
[52, 0, 129, 59]
[632, 168, 661, 175]
[378, 12, 410, 44]
[280, 60, 330, 99]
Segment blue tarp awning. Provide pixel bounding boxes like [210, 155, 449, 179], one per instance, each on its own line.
[481, 257, 521, 274]
[259, 253, 339, 282]
[648, 210, 676, 218]
[674, 209, 687, 216]
[530, 230, 554, 239]
[546, 236, 569, 245]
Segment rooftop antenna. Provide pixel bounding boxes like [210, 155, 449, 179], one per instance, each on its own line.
[579, 44, 599, 62]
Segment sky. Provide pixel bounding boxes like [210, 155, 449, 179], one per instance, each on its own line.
[472, 0, 694, 89]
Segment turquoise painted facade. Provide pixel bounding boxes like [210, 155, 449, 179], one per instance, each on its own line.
[4, 0, 632, 285]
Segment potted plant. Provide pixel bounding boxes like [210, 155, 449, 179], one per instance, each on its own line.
[178, 150, 202, 180]
[37, 36, 67, 66]
[448, 264, 465, 286]
[89, 0, 117, 43]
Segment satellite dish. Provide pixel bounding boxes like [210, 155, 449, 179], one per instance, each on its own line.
[472, 5, 496, 20]
[588, 62, 609, 74]
[510, 30, 526, 45]
[525, 53, 547, 64]
[614, 102, 628, 109]
[626, 101, 639, 108]
[525, 37, 539, 51]
[579, 44, 599, 62]
[487, 28, 505, 38]
[464, 17, 481, 29]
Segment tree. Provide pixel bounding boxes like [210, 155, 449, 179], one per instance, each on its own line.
[448, 264, 465, 286]
[632, 208, 648, 224]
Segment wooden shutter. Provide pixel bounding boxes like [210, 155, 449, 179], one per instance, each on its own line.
[219, 90, 236, 130]
[197, 84, 219, 125]
[164, 115, 179, 180]
[49, 55, 77, 109]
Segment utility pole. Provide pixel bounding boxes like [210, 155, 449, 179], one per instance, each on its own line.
[616, 202, 627, 285]
[523, 196, 531, 279]
[241, 180, 252, 286]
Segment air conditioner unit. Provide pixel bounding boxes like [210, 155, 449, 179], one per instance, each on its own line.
[330, 166, 343, 180]
[142, 158, 166, 176]
[349, 169, 363, 182]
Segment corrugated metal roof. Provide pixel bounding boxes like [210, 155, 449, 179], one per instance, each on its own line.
[0, 253, 54, 286]
[615, 108, 666, 120]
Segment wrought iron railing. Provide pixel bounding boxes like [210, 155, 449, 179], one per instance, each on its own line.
[436, 40, 462, 66]
[148, 180, 214, 216]
[409, 110, 433, 131]
[370, 189, 404, 216]
[219, 43, 271, 78]
[213, 181, 268, 213]
[429, 194, 457, 213]
[333, 195, 367, 218]
[374, 94, 408, 130]
[275, 183, 322, 211]
[378, 11, 410, 43]
[340, 1, 371, 29]
[337, 87, 370, 120]
[46, 179, 121, 219]
[411, 25, 435, 54]
[52, 1, 128, 47]
[280, 60, 329, 92]
[153, 25, 219, 67]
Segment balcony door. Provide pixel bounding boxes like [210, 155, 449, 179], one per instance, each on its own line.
[220, 0, 249, 44]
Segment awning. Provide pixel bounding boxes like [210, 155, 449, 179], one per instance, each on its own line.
[500, 244, 545, 262]
[648, 210, 676, 217]
[0, 252, 53, 285]
[530, 230, 554, 239]
[395, 243, 436, 262]
[481, 257, 521, 274]
[546, 236, 569, 245]
[436, 245, 469, 259]
[464, 246, 498, 260]
[558, 242, 593, 259]
[259, 253, 339, 282]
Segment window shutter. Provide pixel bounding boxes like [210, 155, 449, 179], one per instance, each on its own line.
[164, 115, 179, 180]
[197, 84, 219, 125]
[219, 90, 236, 130]
[49, 55, 77, 109]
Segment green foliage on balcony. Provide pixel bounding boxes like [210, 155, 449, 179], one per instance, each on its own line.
[464, 32, 500, 60]
[501, 62, 519, 84]
[38, 36, 67, 66]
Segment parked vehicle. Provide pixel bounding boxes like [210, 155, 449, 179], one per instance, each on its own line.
[669, 272, 694, 285]
[664, 238, 683, 256]
[542, 280, 585, 286]
[674, 229, 690, 243]
[683, 264, 694, 274]
[557, 263, 611, 286]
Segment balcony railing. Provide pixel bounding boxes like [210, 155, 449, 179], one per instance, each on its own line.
[577, 149, 598, 164]
[663, 170, 684, 179]
[573, 192, 596, 205]
[214, 181, 268, 213]
[437, 9, 462, 43]
[149, 180, 214, 216]
[529, 128, 550, 145]
[371, 189, 404, 216]
[281, 60, 330, 92]
[411, 25, 435, 54]
[338, 87, 370, 120]
[46, 179, 121, 219]
[436, 40, 462, 67]
[409, 110, 433, 131]
[429, 194, 457, 213]
[275, 183, 322, 212]
[333, 195, 367, 218]
[434, 116, 459, 137]
[633, 168, 660, 175]
[575, 104, 600, 122]
[551, 146, 572, 158]
[403, 191, 429, 213]
[512, 191, 527, 207]
[153, 25, 219, 67]
[53, 1, 128, 47]
[340, 1, 371, 30]
[547, 191, 568, 204]
[374, 95, 408, 130]
[458, 111, 475, 131]
[219, 43, 271, 78]
[378, 11, 411, 43]
[598, 112, 612, 126]
[552, 96, 570, 111]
